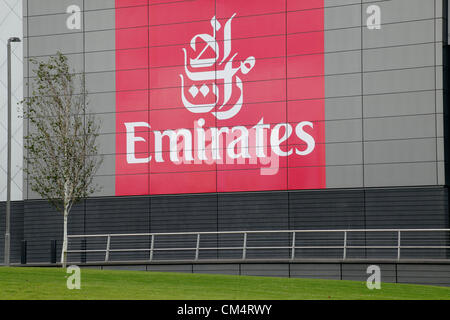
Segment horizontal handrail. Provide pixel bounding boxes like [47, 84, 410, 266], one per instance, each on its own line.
[67, 228, 450, 238]
[66, 228, 450, 263]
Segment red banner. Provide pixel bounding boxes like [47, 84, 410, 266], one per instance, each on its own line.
[115, 0, 325, 195]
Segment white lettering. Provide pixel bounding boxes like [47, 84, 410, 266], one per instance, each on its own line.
[125, 122, 151, 164]
[295, 121, 315, 156]
[271, 123, 293, 157]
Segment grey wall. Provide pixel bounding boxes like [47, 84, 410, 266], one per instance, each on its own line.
[23, 0, 116, 199]
[22, 0, 449, 198]
[324, 0, 446, 188]
[0, 201, 24, 263]
[14, 1, 449, 268]
[93, 262, 450, 287]
[14, 186, 449, 264]
[0, 0, 23, 202]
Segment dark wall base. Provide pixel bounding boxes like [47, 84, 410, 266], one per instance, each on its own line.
[1, 186, 449, 264]
[101, 261, 450, 287]
[18, 260, 450, 287]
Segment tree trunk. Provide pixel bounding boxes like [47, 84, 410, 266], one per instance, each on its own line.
[61, 209, 68, 268]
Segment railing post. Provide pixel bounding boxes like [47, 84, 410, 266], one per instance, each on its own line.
[343, 231, 347, 260]
[397, 230, 401, 260]
[242, 232, 247, 260]
[21, 240, 27, 265]
[105, 235, 111, 262]
[291, 231, 296, 260]
[150, 234, 155, 261]
[50, 240, 57, 264]
[195, 234, 201, 261]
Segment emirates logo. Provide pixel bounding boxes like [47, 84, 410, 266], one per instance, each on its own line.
[180, 14, 256, 120]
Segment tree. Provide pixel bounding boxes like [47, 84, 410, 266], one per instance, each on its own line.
[23, 52, 102, 268]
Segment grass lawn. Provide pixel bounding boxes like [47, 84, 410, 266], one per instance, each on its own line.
[0, 267, 449, 300]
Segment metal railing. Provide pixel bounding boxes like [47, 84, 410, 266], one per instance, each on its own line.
[66, 229, 450, 263]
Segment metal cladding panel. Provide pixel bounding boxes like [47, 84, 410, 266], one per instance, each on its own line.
[84, 197, 150, 261]
[22, 200, 84, 263]
[150, 194, 218, 260]
[22, 0, 448, 197]
[16, 1, 449, 267]
[5, 186, 449, 263]
[0, 201, 24, 263]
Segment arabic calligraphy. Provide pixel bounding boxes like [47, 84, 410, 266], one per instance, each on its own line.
[180, 14, 256, 120]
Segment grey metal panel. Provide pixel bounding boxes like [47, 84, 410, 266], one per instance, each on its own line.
[325, 73, 361, 98]
[365, 187, 449, 229]
[103, 265, 146, 271]
[289, 263, 341, 280]
[438, 161, 446, 185]
[80, 266, 102, 270]
[397, 264, 450, 286]
[326, 142, 363, 166]
[151, 194, 218, 232]
[324, 3, 360, 30]
[23, 200, 84, 263]
[85, 30, 115, 52]
[92, 154, 115, 176]
[363, 91, 436, 118]
[341, 263, 397, 283]
[363, 19, 434, 48]
[85, 51, 115, 73]
[326, 165, 364, 188]
[12, 186, 450, 263]
[10, 202, 24, 263]
[0, 202, 23, 263]
[28, 33, 83, 56]
[240, 264, 289, 277]
[364, 162, 438, 187]
[218, 192, 289, 259]
[0, 202, 4, 261]
[94, 112, 116, 135]
[27, 13, 75, 37]
[363, 0, 435, 25]
[363, 67, 435, 95]
[28, 0, 83, 16]
[363, 44, 435, 72]
[91, 175, 115, 197]
[324, 0, 359, 7]
[325, 119, 362, 143]
[84, 0, 115, 11]
[147, 264, 193, 273]
[325, 96, 362, 121]
[150, 194, 218, 260]
[364, 138, 437, 164]
[324, 27, 361, 52]
[25, 53, 84, 75]
[86, 92, 116, 114]
[85, 197, 150, 261]
[289, 189, 365, 229]
[364, 115, 436, 141]
[218, 192, 288, 231]
[289, 189, 365, 259]
[325, 50, 361, 75]
[86, 71, 116, 93]
[97, 133, 116, 155]
[85, 9, 115, 32]
[193, 264, 240, 275]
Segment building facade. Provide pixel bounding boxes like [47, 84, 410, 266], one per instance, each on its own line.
[0, 0, 23, 202]
[0, 0, 449, 269]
